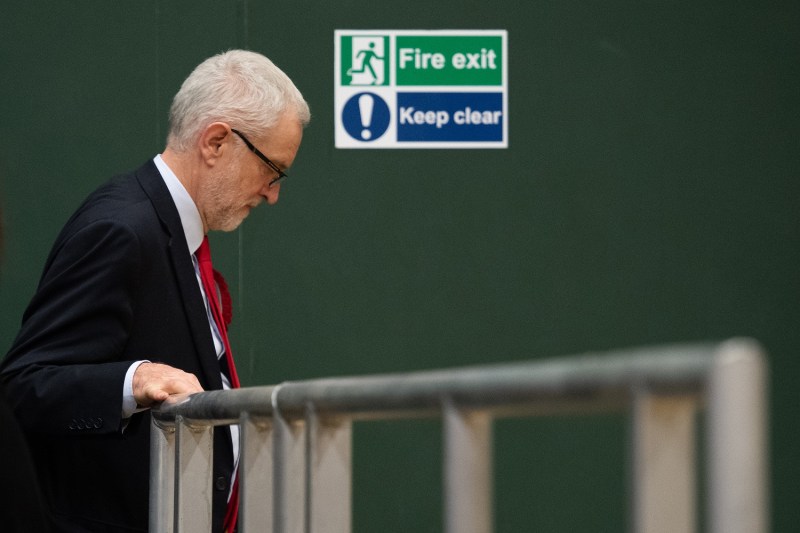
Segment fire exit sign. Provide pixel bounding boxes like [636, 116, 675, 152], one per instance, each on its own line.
[335, 30, 508, 149]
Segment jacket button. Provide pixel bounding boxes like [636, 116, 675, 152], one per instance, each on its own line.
[215, 476, 227, 491]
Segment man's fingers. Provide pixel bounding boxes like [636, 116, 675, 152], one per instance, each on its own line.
[133, 362, 204, 407]
[142, 387, 170, 403]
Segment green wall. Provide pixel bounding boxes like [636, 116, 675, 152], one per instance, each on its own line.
[1, 1, 797, 531]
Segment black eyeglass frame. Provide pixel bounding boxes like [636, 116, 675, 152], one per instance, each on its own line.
[231, 128, 288, 188]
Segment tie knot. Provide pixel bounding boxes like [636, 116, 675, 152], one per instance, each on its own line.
[196, 236, 212, 264]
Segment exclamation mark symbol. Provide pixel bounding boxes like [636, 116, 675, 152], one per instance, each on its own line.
[358, 94, 374, 140]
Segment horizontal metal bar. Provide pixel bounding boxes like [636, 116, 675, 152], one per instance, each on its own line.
[153, 387, 277, 428]
[152, 341, 751, 427]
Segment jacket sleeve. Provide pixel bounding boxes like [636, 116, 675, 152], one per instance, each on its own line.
[0, 218, 144, 435]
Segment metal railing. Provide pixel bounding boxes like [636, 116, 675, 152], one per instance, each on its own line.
[150, 338, 768, 533]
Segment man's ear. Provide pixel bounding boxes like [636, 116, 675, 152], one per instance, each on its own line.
[199, 122, 232, 167]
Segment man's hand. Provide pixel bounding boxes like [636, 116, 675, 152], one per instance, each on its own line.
[132, 362, 203, 407]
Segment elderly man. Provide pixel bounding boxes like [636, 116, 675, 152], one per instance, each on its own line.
[0, 49, 310, 533]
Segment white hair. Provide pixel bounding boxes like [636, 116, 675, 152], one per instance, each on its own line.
[167, 49, 310, 151]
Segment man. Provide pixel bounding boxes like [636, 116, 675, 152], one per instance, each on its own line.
[0, 49, 310, 532]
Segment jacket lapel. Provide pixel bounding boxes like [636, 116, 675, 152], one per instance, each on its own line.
[135, 160, 223, 391]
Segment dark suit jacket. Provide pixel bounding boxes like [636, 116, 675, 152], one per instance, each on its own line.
[0, 381, 51, 533]
[0, 160, 233, 532]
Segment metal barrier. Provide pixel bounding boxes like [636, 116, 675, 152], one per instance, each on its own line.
[149, 338, 768, 533]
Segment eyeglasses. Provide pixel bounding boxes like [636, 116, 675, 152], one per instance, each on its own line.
[231, 128, 287, 188]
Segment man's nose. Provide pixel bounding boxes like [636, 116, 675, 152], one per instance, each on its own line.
[265, 183, 280, 205]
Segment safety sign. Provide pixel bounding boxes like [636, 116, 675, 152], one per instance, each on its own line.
[335, 30, 508, 149]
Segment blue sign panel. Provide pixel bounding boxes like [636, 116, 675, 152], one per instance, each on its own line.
[396, 92, 503, 142]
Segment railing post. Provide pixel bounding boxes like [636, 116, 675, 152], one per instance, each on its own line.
[631, 392, 697, 533]
[707, 340, 768, 533]
[273, 410, 307, 532]
[174, 416, 214, 532]
[307, 408, 353, 533]
[149, 419, 175, 533]
[239, 413, 274, 533]
[443, 400, 493, 533]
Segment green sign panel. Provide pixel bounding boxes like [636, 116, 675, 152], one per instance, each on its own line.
[395, 36, 503, 86]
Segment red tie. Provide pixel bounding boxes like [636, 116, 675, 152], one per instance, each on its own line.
[195, 236, 240, 388]
[195, 236, 240, 531]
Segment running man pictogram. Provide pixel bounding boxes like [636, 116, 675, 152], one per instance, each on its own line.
[347, 41, 384, 85]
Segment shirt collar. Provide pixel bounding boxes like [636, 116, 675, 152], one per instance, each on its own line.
[153, 154, 204, 254]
